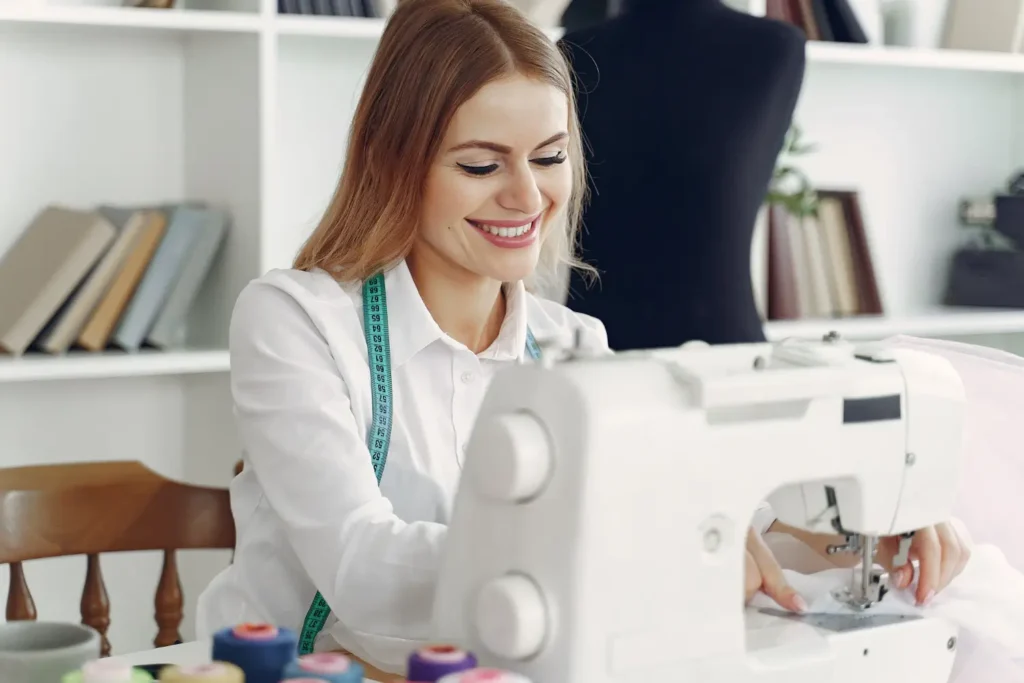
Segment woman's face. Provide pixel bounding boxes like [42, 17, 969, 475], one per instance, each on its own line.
[418, 73, 572, 284]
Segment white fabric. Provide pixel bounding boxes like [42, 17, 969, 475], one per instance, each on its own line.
[195, 260, 609, 673]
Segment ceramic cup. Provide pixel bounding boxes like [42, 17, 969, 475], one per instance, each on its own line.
[0, 621, 101, 683]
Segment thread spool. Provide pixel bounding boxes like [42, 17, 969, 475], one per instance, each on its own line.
[281, 652, 364, 683]
[210, 623, 298, 683]
[407, 645, 477, 682]
[437, 668, 532, 683]
[62, 659, 154, 683]
[158, 662, 244, 682]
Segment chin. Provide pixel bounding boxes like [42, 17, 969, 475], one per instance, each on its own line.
[476, 250, 541, 283]
[462, 217, 546, 283]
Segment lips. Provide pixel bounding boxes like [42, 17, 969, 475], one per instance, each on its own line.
[469, 220, 535, 238]
[466, 214, 542, 249]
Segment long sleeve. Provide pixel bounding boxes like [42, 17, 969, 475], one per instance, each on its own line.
[228, 280, 445, 669]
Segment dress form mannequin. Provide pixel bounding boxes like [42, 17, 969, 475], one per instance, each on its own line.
[559, 0, 807, 349]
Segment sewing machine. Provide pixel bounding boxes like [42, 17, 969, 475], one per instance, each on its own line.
[432, 334, 966, 683]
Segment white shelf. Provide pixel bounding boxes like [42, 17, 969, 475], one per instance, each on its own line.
[0, 5, 261, 33]
[765, 309, 1024, 342]
[273, 12, 564, 40]
[808, 41, 1024, 74]
[274, 13, 384, 38]
[0, 7, 1020, 77]
[0, 349, 230, 383]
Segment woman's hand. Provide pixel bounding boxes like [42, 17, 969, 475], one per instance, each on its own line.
[876, 522, 971, 606]
[745, 527, 808, 613]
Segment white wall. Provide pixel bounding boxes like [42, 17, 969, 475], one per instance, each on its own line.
[268, 36, 377, 272]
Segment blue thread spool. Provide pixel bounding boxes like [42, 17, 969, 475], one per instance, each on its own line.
[210, 623, 297, 683]
[407, 645, 477, 682]
[281, 652, 363, 682]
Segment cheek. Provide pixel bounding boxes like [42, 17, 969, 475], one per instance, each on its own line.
[422, 170, 491, 231]
[541, 166, 573, 211]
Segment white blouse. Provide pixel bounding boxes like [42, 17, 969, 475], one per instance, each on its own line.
[195, 259, 611, 672]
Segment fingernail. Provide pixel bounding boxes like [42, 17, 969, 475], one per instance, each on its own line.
[793, 595, 808, 613]
[896, 566, 911, 588]
[920, 590, 935, 606]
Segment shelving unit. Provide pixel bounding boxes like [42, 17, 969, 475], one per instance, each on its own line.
[765, 307, 1024, 341]
[0, 349, 230, 383]
[2, 0, 1023, 655]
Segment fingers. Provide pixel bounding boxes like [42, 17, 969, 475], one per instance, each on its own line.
[877, 523, 973, 605]
[747, 529, 808, 613]
[878, 535, 916, 590]
[912, 526, 941, 606]
[935, 523, 964, 592]
[745, 549, 762, 604]
[938, 523, 971, 587]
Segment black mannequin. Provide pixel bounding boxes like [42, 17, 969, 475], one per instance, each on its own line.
[559, 0, 807, 349]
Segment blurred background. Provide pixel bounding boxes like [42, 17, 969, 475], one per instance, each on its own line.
[0, 0, 1021, 660]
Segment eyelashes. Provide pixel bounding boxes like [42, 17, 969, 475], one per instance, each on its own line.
[457, 163, 498, 176]
[457, 153, 567, 177]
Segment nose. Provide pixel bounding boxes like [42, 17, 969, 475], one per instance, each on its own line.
[497, 164, 543, 216]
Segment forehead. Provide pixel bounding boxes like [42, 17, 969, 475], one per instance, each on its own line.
[444, 73, 569, 148]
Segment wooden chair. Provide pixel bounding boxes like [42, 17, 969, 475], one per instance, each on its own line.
[0, 460, 235, 656]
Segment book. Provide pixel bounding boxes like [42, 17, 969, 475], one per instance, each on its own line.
[76, 210, 168, 352]
[146, 209, 230, 349]
[765, 189, 882, 320]
[109, 206, 215, 352]
[0, 206, 116, 355]
[32, 208, 147, 354]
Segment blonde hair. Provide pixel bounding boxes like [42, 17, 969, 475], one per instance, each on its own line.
[292, 0, 595, 291]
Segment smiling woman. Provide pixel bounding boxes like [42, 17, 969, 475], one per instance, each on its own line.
[193, 0, 610, 675]
[291, 0, 592, 300]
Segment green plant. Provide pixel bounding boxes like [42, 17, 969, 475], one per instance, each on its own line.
[766, 123, 819, 217]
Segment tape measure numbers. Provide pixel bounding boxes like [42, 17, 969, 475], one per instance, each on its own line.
[298, 273, 541, 654]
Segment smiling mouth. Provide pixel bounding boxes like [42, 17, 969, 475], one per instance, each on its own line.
[466, 214, 540, 240]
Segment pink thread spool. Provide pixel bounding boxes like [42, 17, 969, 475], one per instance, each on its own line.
[437, 668, 532, 683]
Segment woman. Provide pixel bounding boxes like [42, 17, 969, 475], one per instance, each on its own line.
[195, 0, 968, 674]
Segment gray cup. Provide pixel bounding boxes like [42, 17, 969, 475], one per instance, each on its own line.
[0, 621, 101, 682]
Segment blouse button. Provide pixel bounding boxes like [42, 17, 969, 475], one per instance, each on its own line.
[461, 371, 476, 384]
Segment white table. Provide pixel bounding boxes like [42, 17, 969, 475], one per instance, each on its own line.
[109, 639, 382, 682]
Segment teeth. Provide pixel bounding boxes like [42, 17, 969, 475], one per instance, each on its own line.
[473, 221, 534, 238]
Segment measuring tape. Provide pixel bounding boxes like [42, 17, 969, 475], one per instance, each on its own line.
[298, 273, 542, 654]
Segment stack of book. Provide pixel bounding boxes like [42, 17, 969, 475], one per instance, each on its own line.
[0, 203, 229, 357]
[766, 0, 869, 43]
[754, 189, 883, 322]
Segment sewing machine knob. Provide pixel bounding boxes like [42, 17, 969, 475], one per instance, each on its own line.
[475, 573, 547, 660]
[470, 413, 552, 503]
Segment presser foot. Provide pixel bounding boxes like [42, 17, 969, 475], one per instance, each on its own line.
[831, 567, 889, 611]
[829, 534, 890, 611]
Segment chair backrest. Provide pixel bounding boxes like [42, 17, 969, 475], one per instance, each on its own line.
[0, 460, 235, 656]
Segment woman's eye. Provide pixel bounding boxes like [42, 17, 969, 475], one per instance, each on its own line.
[533, 153, 567, 167]
[457, 163, 499, 176]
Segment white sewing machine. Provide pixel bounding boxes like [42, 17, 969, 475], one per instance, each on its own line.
[433, 334, 966, 683]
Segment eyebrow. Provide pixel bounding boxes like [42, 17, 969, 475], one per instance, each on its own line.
[447, 131, 569, 154]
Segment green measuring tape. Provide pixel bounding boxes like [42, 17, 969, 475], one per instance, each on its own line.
[297, 272, 542, 654]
